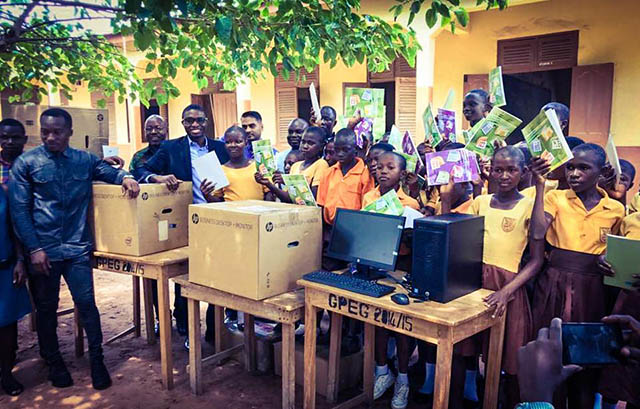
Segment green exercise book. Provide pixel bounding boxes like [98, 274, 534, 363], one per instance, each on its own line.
[344, 87, 386, 141]
[489, 66, 506, 107]
[522, 109, 573, 172]
[399, 153, 418, 174]
[422, 104, 442, 146]
[604, 234, 640, 290]
[252, 139, 276, 178]
[282, 174, 317, 207]
[465, 106, 522, 157]
[362, 189, 404, 216]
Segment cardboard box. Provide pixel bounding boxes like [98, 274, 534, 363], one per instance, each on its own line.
[189, 200, 322, 300]
[91, 183, 192, 256]
[274, 341, 363, 397]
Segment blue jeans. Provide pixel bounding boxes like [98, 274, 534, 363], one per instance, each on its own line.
[30, 254, 104, 362]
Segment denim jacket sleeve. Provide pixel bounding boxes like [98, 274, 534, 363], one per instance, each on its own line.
[8, 155, 41, 252]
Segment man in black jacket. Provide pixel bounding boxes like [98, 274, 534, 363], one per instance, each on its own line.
[134, 104, 229, 346]
[10, 108, 140, 390]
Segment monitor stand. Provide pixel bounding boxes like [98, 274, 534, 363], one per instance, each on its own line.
[347, 262, 387, 281]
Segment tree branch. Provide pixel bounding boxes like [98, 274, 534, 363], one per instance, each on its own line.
[34, 0, 124, 13]
[25, 16, 113, 31]
[12, 0, 38, 37]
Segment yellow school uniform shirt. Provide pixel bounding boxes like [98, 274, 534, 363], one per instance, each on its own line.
[290, 158, 329, 187]
[627, 193, 640, 215]
[362, 186, 420, 210]
[544, 187, 625, 254]
[213, 162, 266, 202]
[620, 212, 640, 239]
[469, 194, 534, 273]
[521, 179, 560, 200]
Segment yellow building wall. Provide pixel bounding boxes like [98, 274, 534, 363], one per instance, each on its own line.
[433, 0, 640, 146]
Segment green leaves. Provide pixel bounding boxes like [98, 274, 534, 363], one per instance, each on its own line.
[134, 28, 154, 51]
[454, 7, 469, 27]
[215, 16, 232, 45]
[425, 8, 437, 28]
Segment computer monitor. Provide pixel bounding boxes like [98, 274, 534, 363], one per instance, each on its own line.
[327, 209, 405, 279]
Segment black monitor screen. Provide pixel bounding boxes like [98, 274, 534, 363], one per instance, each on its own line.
[327, 209, 405, 271]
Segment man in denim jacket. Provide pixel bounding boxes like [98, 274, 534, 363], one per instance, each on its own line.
[9, 108, 139, 390]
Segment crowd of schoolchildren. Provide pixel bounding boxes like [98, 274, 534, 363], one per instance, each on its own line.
[0, 92, 639, 409]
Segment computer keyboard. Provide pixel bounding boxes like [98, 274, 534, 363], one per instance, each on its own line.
[302, 270, 395, 298]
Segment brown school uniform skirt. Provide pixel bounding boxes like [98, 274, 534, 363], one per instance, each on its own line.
[532, 248, 605, 333]
[598, 290, 640, 405]
[481, 264, 533, 375]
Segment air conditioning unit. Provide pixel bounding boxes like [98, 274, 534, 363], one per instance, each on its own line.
[4, 105, 109, 157]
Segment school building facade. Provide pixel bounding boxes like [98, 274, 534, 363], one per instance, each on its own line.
[1, 0, 637, 173]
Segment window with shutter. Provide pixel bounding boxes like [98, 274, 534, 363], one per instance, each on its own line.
[275, 64, 319, 88]
[368, 56, 416, 83]
[498, 31, 578, 74]
[275, 88, 297, 149]
[395, 77, 417, 137]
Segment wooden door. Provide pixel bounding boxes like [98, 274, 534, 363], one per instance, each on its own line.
[568, 63, 614, 146]
[212, 93, 238, 139]
[190, 94, 215, 139]
[462, 74, 489, 129]
[395, 77, 417, 137]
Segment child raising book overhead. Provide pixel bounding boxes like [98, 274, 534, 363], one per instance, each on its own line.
[259, 126, 329, 202]
[200, 126, 273, 203]
[362, 151, 417, 409]
[530, 143, 626, 409]
[466, 146, 545, 409]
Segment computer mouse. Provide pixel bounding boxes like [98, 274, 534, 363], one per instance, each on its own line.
[391, 293, 410, 305]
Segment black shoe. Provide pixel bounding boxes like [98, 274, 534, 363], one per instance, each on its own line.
[48, 359, 73, 388]
[91, 360, 112, 390]
[1, 373, 24, 396]
[184, 337, 190, 351]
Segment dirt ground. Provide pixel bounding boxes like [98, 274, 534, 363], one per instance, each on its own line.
[0, 272, 400, 409]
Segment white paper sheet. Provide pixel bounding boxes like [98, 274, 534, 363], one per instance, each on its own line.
[402, 206, 424, 229]
[310, 82, 322, 121]
[102, 145, 119, 158]
[193, 150, 229, 190]
[606, 134, 621, 184]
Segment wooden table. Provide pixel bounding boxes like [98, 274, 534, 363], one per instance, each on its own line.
[173, 275, 305, 409]
[92, 247, 189, 390]
[298, 273, 506, 409]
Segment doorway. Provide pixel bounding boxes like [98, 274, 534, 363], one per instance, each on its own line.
[502, 68, 572, 144]
[369, 81, 396, 133]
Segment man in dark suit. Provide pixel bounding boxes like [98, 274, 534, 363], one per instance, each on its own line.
[135, 104, 229, 348]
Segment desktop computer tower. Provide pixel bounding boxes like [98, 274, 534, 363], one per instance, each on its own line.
[412, 214, 484, 303]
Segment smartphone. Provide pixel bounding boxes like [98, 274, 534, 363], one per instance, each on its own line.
[562, 323, 623, 366]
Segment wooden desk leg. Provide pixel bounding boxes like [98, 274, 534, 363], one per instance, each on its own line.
[188, 298, 202, 395]
[363, 323, 375, 404]
[483, 315, 506, 409]
[214, 305, 224, 353]
[244, 314, 257, 372]
[433, 338, 454, 409]
[303, 295, 317, 409]
[281, 322, 296, 409]
[74, 305, 84, 357]
[142, 278, 156, 345]
[157, 271, 174, 390]
[326, 312, 343, 403]
[132, 276, 141, 338]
